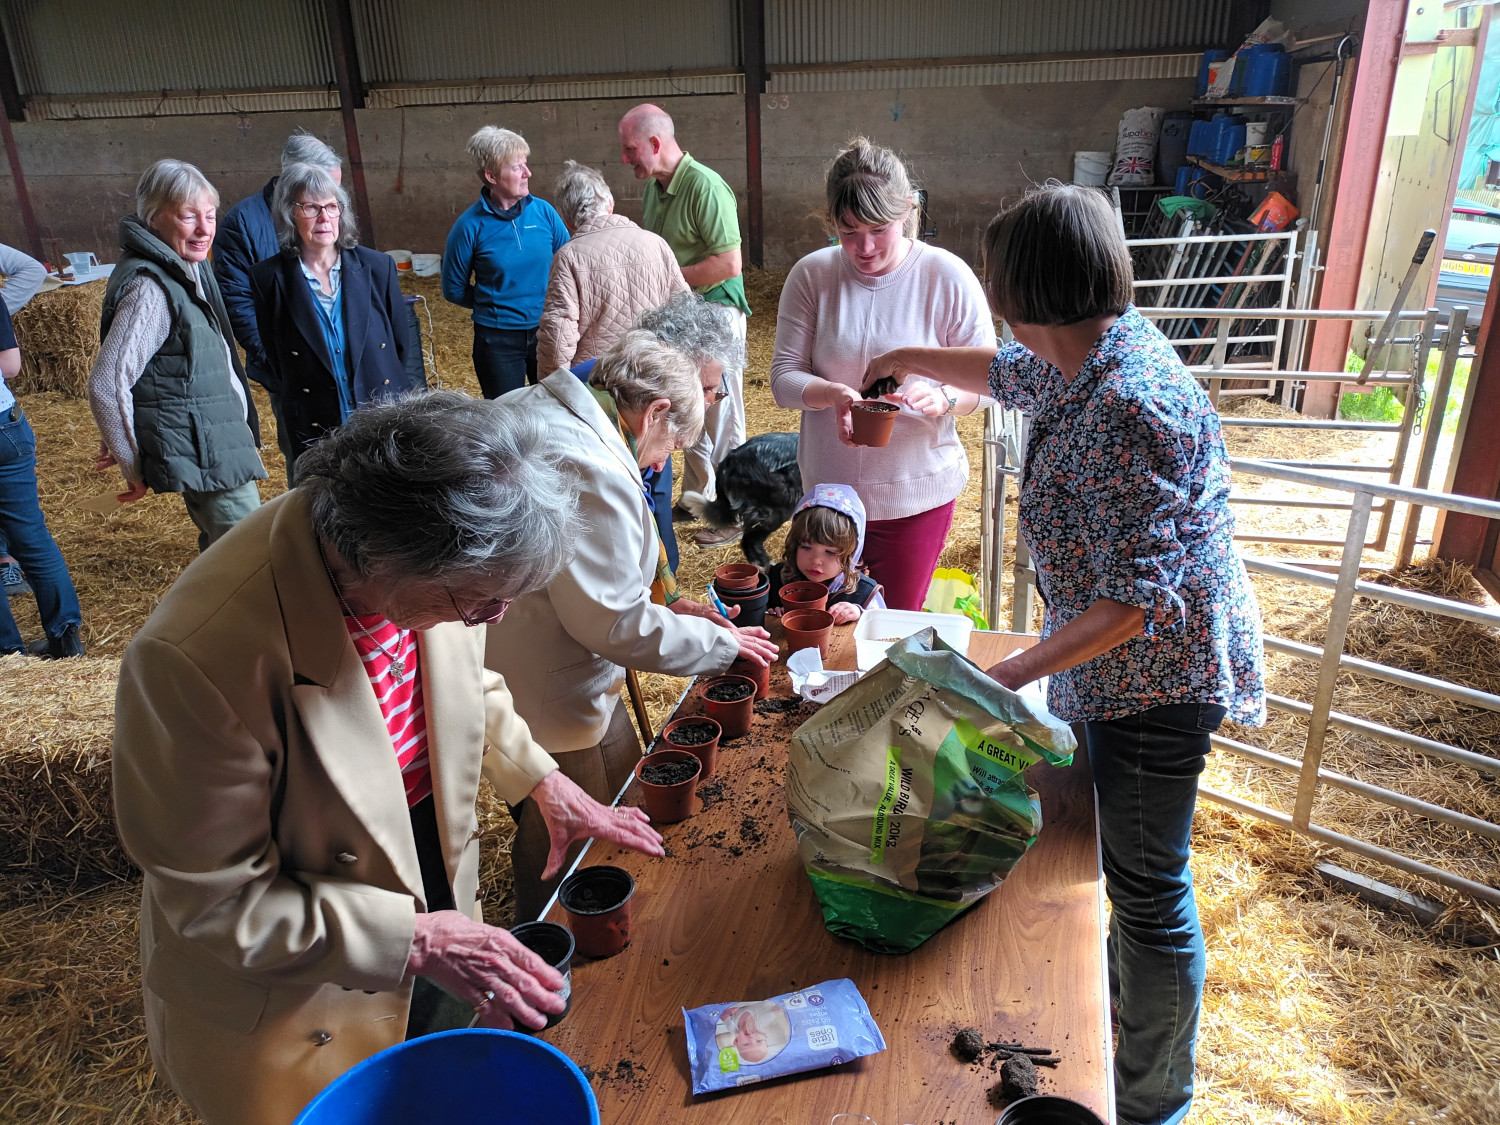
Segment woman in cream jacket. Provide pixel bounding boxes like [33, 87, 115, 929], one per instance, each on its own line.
[113, 394, 663, 1125]
[488, 329, 776, 920]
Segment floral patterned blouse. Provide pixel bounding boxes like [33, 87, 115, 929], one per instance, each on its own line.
[988, 307, 1265, 725]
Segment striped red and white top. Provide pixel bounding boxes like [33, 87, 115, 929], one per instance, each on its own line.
[342, 613, 431, 807]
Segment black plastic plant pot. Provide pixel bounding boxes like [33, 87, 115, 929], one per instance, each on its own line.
[715, 579, 771, 628]
[557, 865, 637, 958]
[509, 920, 575, 1029]
[994, 1096, 1108, 1125]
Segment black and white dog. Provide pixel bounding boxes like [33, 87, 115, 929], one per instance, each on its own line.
[679, 432, 801, 571]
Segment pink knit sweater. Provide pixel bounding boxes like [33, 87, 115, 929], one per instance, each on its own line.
[769, 242, 996, 523]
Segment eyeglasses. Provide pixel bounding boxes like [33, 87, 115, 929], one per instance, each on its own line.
[295, 202, 342, 218]
[705, 376, 730, 405]
[447, 588, 513, 627]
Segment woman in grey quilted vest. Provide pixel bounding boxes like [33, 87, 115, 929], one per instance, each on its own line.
[88, 159, 265, 552]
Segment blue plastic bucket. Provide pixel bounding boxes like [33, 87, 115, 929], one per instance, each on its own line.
[292, 1029, 599, 1125]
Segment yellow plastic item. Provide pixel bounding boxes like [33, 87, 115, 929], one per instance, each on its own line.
[922, 568, 989, 630]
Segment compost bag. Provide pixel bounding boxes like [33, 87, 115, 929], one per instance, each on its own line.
[785, 628, 1075, 953]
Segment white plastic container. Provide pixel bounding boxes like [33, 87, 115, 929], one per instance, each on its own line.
[387, 249, 413, 271]
[411, 253, 442, 277]
[1073, 151, 1111, 187]
[853, 608, 973, 672]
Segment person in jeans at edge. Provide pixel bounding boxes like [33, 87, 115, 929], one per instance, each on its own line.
[861, 182, 1265, 1125]
[618, 103, 750, 548]
[0, 292, 85, 657]
[89, 159, 266, 552]
[214, 130, 344, 481]
[0, 241, 48, 600]
[443, 126, 570, 399]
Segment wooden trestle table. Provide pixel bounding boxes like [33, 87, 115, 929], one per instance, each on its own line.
[540, 625, 1113, 1124]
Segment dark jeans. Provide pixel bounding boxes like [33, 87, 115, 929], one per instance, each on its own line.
[1082, 700, 1227, 1125]
[0, 408, 82, 653]
[472, 324, 537, 400]
[649, 456, 677, 572]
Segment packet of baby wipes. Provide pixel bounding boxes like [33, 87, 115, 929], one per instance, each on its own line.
[682, 978, 886, 1094]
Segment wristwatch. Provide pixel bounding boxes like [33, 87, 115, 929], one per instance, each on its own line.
[943, 390, 959, 415]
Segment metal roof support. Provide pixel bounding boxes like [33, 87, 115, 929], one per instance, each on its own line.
[0, 18, 41, 261]
[324, 0, 376, 248]
[742, 0, 765, 269]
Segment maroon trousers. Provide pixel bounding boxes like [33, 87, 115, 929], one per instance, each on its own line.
[861, 499, 958, 612]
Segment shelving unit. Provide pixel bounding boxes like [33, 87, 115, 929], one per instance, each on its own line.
[1187, 154, 1273, 182]
[1191, 96, 1304, 108]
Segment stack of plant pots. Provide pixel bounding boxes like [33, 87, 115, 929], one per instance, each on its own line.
[712, 562, 769, 628]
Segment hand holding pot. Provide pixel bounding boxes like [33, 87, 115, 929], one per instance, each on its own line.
[530, 769, 664, 879]
[731, 624, 777, 666]
[406, 909, 566, 1031]
[803, 377, 863, 446]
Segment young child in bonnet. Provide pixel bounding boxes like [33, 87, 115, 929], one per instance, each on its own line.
[768, 483, 885, 624]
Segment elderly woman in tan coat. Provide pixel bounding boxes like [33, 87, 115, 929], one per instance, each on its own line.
[489, 329, 777, 920]
[113, 393, 663, 1125]
[536, 159, 688, 373]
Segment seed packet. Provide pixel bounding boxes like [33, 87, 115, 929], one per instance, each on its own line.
[682, 978, 886, 1094]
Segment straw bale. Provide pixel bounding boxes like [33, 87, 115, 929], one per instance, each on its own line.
[0, 653, 134, 899]
[10, 281, 106, 397]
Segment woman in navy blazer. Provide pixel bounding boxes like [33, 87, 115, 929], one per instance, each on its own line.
[249, 162, 420, 478]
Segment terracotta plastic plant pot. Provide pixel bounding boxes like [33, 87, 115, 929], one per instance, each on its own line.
[994, 1095, 1108, 1125]
[782, 608, 835, 658]
[779, 580, 829, 614]
[557, 865, 636, 959]
[509, 920, 574, 1028]
[729, 656, 772, 699]
[714, 563, 762, 591]
[850, 401, 899, 447]
[698, 675, 757, 740]
[715, 577, 770, 629]
[661, 715, 722, 780]
[634, 748, 702, 824]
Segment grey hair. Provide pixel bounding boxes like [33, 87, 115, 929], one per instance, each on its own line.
[467, 125, 529, 181]
[633, 291, 745, 377]
[281, 130, 341, 175]
[554, 160, 613, 227]
[135, 159, 219, 231]
[272, 163, 358, 252]
[589, 330, 705, 449]
[296, 390, 582, 593]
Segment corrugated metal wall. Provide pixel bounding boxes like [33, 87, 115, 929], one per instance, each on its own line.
[765, 0, 1230, 63]
[1, 0, 334, 94]
[352, 0, 738, 84]
[0, 0, 1225, 115]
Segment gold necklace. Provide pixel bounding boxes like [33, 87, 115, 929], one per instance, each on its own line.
[318, 544, 408, 685]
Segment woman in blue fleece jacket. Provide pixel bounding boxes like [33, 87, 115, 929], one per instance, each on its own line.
[443, 126, 570, 399]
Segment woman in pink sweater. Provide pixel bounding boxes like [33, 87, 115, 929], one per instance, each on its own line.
[769, 138, 995, 609]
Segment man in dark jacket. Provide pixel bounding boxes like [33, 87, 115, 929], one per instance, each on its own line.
[214, 131, 343, 475]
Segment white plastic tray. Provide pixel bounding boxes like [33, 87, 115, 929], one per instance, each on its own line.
[853, 608, 973, 672]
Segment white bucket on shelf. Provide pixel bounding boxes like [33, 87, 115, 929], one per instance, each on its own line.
[1073, 151, 1112, 187]
[387, 249, 413, 271]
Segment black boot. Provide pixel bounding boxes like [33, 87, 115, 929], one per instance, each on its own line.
[28, 624, 85, 659]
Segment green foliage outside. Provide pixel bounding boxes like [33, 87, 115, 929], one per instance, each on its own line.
[1339, 351, 1469, 433]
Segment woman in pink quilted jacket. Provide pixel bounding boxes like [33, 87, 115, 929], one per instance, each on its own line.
[536, 160, 689, 373]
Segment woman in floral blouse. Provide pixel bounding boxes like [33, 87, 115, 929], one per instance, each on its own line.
[862, 182, 1264, 1125]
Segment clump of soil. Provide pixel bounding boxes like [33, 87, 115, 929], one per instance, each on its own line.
[951, 1026, 985, 1063]
[583, 1058, 649, 1092]
[696, 777, 727, 809]
[705, 680, 754, 703]
[640, 760, 699, 786]
[755, 696, 806, 715]
[664, 720, 719, 746]
[988, 1054, 1039, 1107]
[738, 814, 765, 845]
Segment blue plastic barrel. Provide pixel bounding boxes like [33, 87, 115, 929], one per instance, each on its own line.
[1186, 118, 1211, 158]
[1245, 46, 1290, 97]
[1156, 111, 1193, 185]
[293, 1029, 600, 1125]
[1174, 164, 1191, 196]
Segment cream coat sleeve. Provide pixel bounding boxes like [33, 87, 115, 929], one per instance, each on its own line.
[112, 636, 417, 993]
[479, 668, 560, 803]
[550, 446, 739, 676]
[536, 252, 582, 375]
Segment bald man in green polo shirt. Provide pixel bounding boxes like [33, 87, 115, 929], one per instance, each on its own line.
[620, 103, 750, 548]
